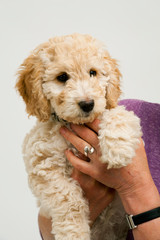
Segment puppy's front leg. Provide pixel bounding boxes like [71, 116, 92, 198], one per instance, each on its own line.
[98, 106, 142, 169]
[29, 169, 90, 240]
[23, 123, 91, 240]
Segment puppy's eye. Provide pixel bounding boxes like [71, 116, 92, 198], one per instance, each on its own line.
[57, 73, 69, 83]
[90, 70, 97, 77]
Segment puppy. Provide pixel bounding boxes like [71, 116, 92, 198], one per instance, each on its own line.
[16, 34, 141, 240]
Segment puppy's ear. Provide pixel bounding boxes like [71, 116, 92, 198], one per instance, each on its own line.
[16, 53, 51, 121]
[104, 54, 121, 109]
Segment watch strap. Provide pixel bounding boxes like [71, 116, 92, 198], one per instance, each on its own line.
[126, 206, 160, 229]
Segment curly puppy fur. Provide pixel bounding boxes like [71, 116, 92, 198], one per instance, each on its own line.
[16, 34, 142, 240]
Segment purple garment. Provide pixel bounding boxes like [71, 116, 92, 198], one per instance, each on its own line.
[119, 99, 160, 240]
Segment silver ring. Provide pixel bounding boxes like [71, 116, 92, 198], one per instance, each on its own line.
[84, 145, 95, 157]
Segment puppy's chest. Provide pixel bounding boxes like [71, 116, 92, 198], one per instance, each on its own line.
[42, 121, 74, 169]
[28, 121, 81, 176]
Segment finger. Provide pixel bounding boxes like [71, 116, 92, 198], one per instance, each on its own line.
[75, 151, 90, 162]
[85, 119, 100, 133]
[71, 168, 94, 188]
[65, 149, 96, 177]
[71, 168, 82, 180]
[60, 127, 96, 158]
[70, 124, 99, 147]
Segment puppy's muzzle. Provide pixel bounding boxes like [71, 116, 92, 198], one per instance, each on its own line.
[78, 99, 94, 113]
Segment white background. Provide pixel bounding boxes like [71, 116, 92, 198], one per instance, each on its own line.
[0, 0, 160, 239]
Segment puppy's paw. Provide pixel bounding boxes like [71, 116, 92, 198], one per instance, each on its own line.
[98, 106, 142, 169]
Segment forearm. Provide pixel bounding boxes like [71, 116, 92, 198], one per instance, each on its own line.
[38, 214, 54, 240]
[119, 178, 160, 240]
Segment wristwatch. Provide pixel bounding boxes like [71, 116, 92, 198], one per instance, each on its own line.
[126, 207, 160, 229]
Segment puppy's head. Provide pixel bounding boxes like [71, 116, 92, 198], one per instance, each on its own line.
[16, 34, 121, 123]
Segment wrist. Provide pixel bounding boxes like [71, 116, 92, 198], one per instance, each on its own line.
[119, 178, 160, 215]
[119, 178, 160, 240]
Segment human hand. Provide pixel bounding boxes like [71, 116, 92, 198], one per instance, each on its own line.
[38, 119, 160, 240]
[59, 120, 159, 213]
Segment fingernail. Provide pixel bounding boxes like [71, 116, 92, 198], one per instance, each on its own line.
[65, 149, 71, 156]
[59, 127, 67, 135]
[65, 149, 69, 154]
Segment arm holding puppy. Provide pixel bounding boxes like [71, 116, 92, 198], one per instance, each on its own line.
[39, 119, 160, 240]
[60, 119, 160, 240]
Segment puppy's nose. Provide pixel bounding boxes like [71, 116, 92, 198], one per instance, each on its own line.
[78, 100, 94, 113]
